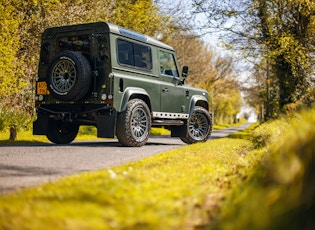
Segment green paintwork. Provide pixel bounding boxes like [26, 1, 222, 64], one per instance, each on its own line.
[34, 22, 209, 139]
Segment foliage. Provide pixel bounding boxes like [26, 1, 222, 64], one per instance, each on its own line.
[78, 126, 97, 136]
[258, 0, 315, 109]
[0, 108, 33, 132]
[213, 108, 315, 229]
[212, 79, 242, 124]
[112, 0, 163, 36]
[250, 118, 289, 148]
[0, 133, 259, 229]
[0, 0, 26, 108]
[192, 0, 315, 117]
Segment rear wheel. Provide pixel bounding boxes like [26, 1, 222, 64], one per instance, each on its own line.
[46, 120, 79, 144]
[116, 99, 151, 147]
[180, 106, 212, 144]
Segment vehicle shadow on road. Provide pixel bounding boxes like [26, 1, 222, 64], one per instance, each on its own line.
[69, 139, 183, 147]
[0, 140, 50, 147]
[0, 164, 61, 177]
[0, 138, 182, 148]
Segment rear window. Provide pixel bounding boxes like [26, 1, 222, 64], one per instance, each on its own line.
[117, 39, 152, 71]
[56, 35, 91, 59]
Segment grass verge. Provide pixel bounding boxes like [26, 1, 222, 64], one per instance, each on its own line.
[0, 126, 101, 144]
[2, 111, 313, 229]
[212, 109, 315, 229]
[0, 124, 259, 230]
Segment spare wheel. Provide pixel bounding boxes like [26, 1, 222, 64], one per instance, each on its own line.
[47, 51, 92, 101]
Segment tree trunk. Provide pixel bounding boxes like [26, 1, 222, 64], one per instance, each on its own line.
[9, 126, 17, 141]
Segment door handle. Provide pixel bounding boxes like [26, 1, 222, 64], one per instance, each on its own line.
[162, 88, 168, 93]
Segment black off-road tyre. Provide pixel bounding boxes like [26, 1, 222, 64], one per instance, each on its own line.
[46, 119, 79, 144]
[47, 51, 92, 101]
[116, 99, 151, 147]
[180, 106, 212, 144]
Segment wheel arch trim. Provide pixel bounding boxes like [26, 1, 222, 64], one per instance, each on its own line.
[189, 95, 209, 115]
[118, 87, 151, 112]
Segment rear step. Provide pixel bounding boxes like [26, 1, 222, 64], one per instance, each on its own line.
[152, 119, 184, 126]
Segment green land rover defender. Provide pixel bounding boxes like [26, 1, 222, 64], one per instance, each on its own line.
[33, 22, 212, 147]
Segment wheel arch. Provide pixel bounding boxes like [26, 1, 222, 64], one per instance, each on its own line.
[189, 95, 209, 115]
[118, 87, 152, 112]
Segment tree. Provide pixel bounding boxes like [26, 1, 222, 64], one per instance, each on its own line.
[113, 0, 163, 36]
[193, 0, 315, 118]
[0, 1, 25, 109]
[214, 80, 242, 124]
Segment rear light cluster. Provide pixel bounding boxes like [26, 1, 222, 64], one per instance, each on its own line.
[36, 95, 44, 101]
[101, 94, 113, 104]
[101, 94, 113, 100]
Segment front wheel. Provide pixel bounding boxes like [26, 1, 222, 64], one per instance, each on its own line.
[180, 106, 212, 144]
[46, 120, 79, 144]
[116, 99, 151, 147]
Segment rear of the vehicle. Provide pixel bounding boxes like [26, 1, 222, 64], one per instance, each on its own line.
[33, 22, 212, 147]
[33, 22, 116, 144]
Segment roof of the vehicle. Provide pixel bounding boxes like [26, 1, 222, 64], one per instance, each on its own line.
[43, 22, 174, 51]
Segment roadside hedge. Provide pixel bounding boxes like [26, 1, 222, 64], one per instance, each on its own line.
[214, 108, 315, 230]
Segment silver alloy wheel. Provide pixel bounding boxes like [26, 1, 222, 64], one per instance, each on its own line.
[130, 107, 149, 142]
[51, 59, 77, 94]
[188, 112, 209, 140]
[116, 99, 151, 147]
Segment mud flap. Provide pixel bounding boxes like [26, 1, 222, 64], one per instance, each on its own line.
[170, 125, 187, 137]
[96, 111, 117, 138]
[33, 114, 49, 135]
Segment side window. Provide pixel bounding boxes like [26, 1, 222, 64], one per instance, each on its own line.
[134, 44, 152, 69]
[159, 50, 179, 78]
[118, 40, 134, 66]
[117, 39, 152, 71]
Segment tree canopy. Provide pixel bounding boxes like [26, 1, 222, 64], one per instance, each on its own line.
[193, 0, 315, 118]
[0, 0, 25, 108]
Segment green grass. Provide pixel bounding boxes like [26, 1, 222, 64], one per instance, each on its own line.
[212, 118, 248, 130]
[213, 108, 315, 230]
[0, 127, 171, 144]
[227, 123, 259, 140]
[2, 112, 314, 229]
[0, 127, 102, 145]
[0, 130, 49, 144]
[0, 124, 260, 230]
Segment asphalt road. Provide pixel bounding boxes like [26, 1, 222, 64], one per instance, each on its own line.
[0, 123, 252, 195]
